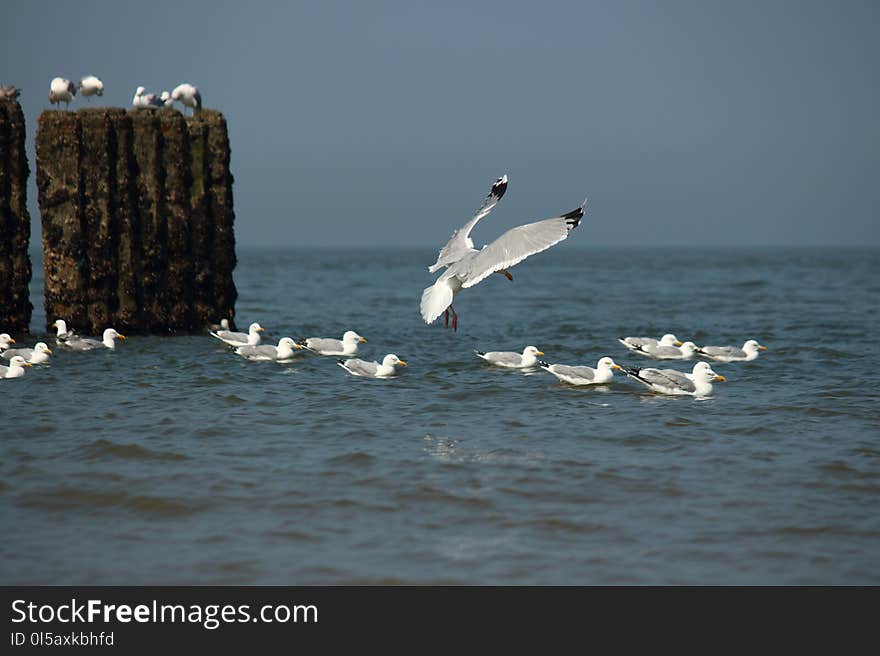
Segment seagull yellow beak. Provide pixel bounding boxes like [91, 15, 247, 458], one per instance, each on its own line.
[44, 348, 53, 354]
[612, 364, 622, 370]
[258, 327, 265, 332]
[359, 337, 367, 343]
[117, 334, 126, 340]
[714, 374, 726, 382]
[674, 340, 683, 346]
[23, 362, 32, 367]
[535, 351, 545, 356]
[398, 359, 407, 366]
[8, 338, 14, 344]
[758, 345, 767, 351]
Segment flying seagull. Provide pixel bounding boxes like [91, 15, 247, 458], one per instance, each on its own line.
[421, 175, 586, 331]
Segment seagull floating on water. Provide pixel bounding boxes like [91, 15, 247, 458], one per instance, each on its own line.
[0, 355, 31, 379]
[2, 342, 52, 364]
[297, 331, 366, 356]
[696, 339, 767, 362]
[235, 337, 302, 362]
[619, 333, 682, 352]
[421, 175, 585, 331]
[49, 77, 76, 109]
[63, 328, 126, 351]
[633, 340, 698, 360]
[475, 345, 544, 369]
[78, 75, 103, 100]
[208, 318, 231, 333]
[622, 361, 725, 398]
[211, 322, 264, 347]
[338, 354, 407, 378]
[51, 319, 78, 346]
[171, 83, 201, 115]
[540, 356, 621, 385]
[0, 334, 15, 350]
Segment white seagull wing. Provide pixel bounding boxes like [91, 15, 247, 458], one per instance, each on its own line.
[339, 359, 379, 377]
[631, 368, 696, 394]
[453, 202, 585, 289]
[428, 175, 509, 273]
[304, 338, 344, 354]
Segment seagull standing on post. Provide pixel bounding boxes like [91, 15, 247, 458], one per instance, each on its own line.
[78, 75, 103, 101]
[171, 83, 201, 116]
[49, 77, 76, 109]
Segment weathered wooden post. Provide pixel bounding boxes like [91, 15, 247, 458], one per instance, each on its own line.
[0, 98, 33, 333]
[35, 111, 88, 334]
[34, 106, 237, 335]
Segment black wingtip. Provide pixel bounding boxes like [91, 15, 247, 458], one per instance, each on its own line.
[337, 358, 345, 365]
[474, 350, 486, 356]
[622, 366, 641, 378]
[491, 175, 508, 201]
[562, 205, 584, 229]
[538, 360, 550, 368]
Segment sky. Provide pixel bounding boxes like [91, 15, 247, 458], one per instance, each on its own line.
[3, 0, 878, 248]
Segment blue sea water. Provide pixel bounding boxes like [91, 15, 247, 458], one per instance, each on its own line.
[1, 246, 878, 584]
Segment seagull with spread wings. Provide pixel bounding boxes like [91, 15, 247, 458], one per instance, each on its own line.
[421, 175, 586, 331]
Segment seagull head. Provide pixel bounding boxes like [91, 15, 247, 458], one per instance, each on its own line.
[383, 354, 406, 367]
[597, 356, 622, 371]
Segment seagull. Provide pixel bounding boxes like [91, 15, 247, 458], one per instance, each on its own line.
[337, 354, 407, 378]
[540, 356, 622, 385]
[235, 337, 302, 362]
[619, 333, 682, 352]
[296, 331, 366, 356]
[622, 361, 726, 398]
[696, 339, 767, 362]
[208, 318, 231, 332]
[211, 322, 264, 347]
[63, 328, 126, 351]
[78, 75, 103, 100]
[0, 355, 31, 379]
[171, 83, 201, 116]
[421, 175, 585, 331]
[632, 341, 698, 360]
[132, 86, 163, 109]
[0, 85, 21, 100]
[1, 342, 52, 364]
[0, 334, 15, 350]
[475, 345, 544, 369]
[49, 77, 76, 109]
[160, 91, 174, 108]
[51, 319, 77, 345]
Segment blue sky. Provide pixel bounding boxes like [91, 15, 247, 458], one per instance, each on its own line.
[4, 0, 878, 247]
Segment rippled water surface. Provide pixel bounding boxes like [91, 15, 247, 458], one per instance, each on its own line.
[2, 247, 879, 584]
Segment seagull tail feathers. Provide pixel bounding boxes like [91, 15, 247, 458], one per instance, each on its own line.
[420, 279, 453, 325]
[621, 365, 642, 378]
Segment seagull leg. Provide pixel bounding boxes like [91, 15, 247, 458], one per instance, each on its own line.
[498, 269, 514, 281]
[444, 309, 449, 328]
[451, 305, 458, 332]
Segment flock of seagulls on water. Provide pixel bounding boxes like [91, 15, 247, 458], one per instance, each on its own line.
[39, 76, 202, 114]
[0, 173, 766, 397]
[206, 320, 406, 379]
[0, 320, 764, 398]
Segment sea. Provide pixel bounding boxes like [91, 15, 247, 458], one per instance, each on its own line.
[1, 246, 878, 584]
